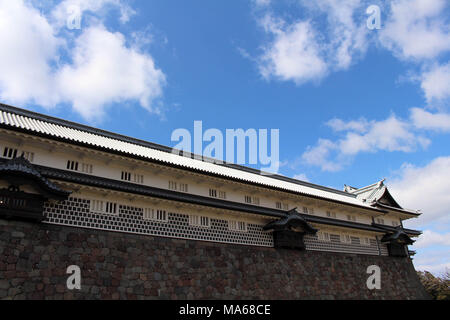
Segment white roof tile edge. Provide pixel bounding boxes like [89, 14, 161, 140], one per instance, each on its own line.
[0, 110, 374, 209]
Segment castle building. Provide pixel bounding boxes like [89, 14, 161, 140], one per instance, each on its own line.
[0, 103, 428, 300]
[0, 103, 421, 257]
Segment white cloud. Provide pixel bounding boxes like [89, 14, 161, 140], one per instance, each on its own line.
[0, 0, 165, 121]
[259, 17, 327, 84]
[411, 247, 450, 276]
[257, 0, 367, 85]
[386, 156, 450, 275]
[342, 116, 430, 154]
[302, 0, 367, 69]
[0, 0, 62, 106]
[252, 0, 271, 8]
[252, 0, 450, 108]
[302, 139, 342, 172]
[378, 1, 450, 108]
[56, 26, 165, 119]
[51, 0, 135, 27]
[388, 156, 450, 227]
[411, 108, 450, 132]
[326, 118, 370, 133]
[391, 159, 450, 276]
[414, 254, 450, 275]
[414, 230, 450, 248]
[420, 62, 450, 103]
[380, 0, 450, 60]
[302, 115, 430, 171]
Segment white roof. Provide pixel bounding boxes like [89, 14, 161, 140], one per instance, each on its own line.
[345, 180, 386, 203]
[0, 105, 378, 210]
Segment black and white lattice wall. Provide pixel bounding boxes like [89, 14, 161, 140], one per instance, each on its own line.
[44, 197, 388, 256]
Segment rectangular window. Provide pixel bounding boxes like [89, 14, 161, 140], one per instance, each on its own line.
[121, 171, 131, 181]
[228, 220, 248, 232]
[2, 147, 18, 159]
[330, 234, 341, 243]
[90, 200, 118, 215]
[342, 234, 351, 244]
[189, 215, 210, 228]
[200, 216, 210, 227]
[245, 196, 260, 205]
[303, 207, 309, 214]
[157, 210, 167, 221]
[90, 200, 104, 213]
[209, 189, 225, 198]
[347, 215, 356, 222]
[143, 208, 154, 220]
[105, 202, 117, 215]
[169, 181, 177, 191]
[320, 232, 330, 242]
[376, 218, 385, 225]
[209, 189, 218, 198]
[363, 237, 371, 246]
[190, 215, 199, 226]
[67, 160, 79, 171]
[81, 163, 93, 174]
[180, 183, 189, 192]
[132, 174, 144, 184]
[276, 202, 288, 210]
[350, 236, 361, 245]
[318, 232, 330, 242]
[22, 151, 34, 162]
[143, 208, 167, 222]
[327, 211, 336, 218]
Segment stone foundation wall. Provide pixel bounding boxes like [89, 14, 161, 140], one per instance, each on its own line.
[0, 219, 429, 300]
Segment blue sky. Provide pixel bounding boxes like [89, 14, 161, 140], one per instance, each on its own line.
[0, 0, 449, 275]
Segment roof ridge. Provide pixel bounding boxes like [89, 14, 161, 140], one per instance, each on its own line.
[350, 180, 386, 194]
